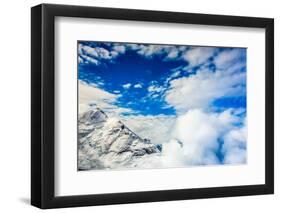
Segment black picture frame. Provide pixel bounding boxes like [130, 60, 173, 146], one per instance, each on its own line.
[31, 3, 274, 209]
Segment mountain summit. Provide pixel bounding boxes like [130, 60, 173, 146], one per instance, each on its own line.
[78, 108, 161, 170]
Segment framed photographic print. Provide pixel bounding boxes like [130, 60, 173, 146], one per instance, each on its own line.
[31, 3, 274, 209]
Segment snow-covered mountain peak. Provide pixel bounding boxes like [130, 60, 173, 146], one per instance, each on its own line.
[79, 108, 108, 125]
[78, 108, 161, 170]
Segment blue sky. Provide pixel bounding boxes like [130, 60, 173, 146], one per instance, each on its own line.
[78, 41, 246, 117]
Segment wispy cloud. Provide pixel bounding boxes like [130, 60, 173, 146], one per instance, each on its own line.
[148, 85, 164, 93]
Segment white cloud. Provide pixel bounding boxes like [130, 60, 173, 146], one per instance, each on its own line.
[165, 70, 181, 83]
[120, 109, 246, 167]
[79, 80, 247, 167]
[161, 139, 187, 167]
[222, 125, 246, 164]
[182, 47, 217, 67]
[79, 81, 132, 116]
[151, 94, 160, 99]
[165, 66, 246, 112]
[122, 83, 132, 89]
[79, 81, 117, 113]
[80, 45, 98, 58]
[82, 45, 111, 59]
[146, 84, 166, 100]
[79, 44, 242, 70]
[169, 109, 246, 165]
[126, 43, 140, 50]
[96, 81, 105, 86]
[136, 44, 164, 58]
[79, 54, 100, 65]
[148, 85, 165, 93]
[122, 115, 176, 145]
[173, 109, 220, 165]
[78, 43, 128, 65]
[165, 48, 179, 60]
[214, 49, 246, 70]
[127, 44, 182, 61]
[164, 48, 246, 112]
[134, 83, 142, 89]
[112, 45, 126, 54]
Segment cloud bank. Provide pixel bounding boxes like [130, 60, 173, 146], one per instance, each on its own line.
[122, 115, 176, 145]
[168, 109, 246, 165]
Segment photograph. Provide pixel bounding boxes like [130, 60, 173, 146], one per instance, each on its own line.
[77, 41, 247, 171]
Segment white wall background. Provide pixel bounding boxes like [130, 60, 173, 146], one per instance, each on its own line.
[0, 0, 279, 212]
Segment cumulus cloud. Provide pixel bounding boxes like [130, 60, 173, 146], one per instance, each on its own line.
[222, 125, 247, 164]
[78, 43, 127, 65]
[165, 65, 246, 112]
[79, 43, 237, 68]
[214, 48, 246, 70]
[182, 47, 217, 67]
[112, 45, 126, 54]
[80, 45, 111, 59]
[121, 108, 246, 167]
[79, 43, 246, 71]
[164, 109, 246, 165]
[161, 139, 187, 167]
[122, 44, 183, 61]
[122, 83, 132, 89]
[136, 44, 166, 58]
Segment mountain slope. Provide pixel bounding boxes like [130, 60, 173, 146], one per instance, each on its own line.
[78, 108, 161, 170]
